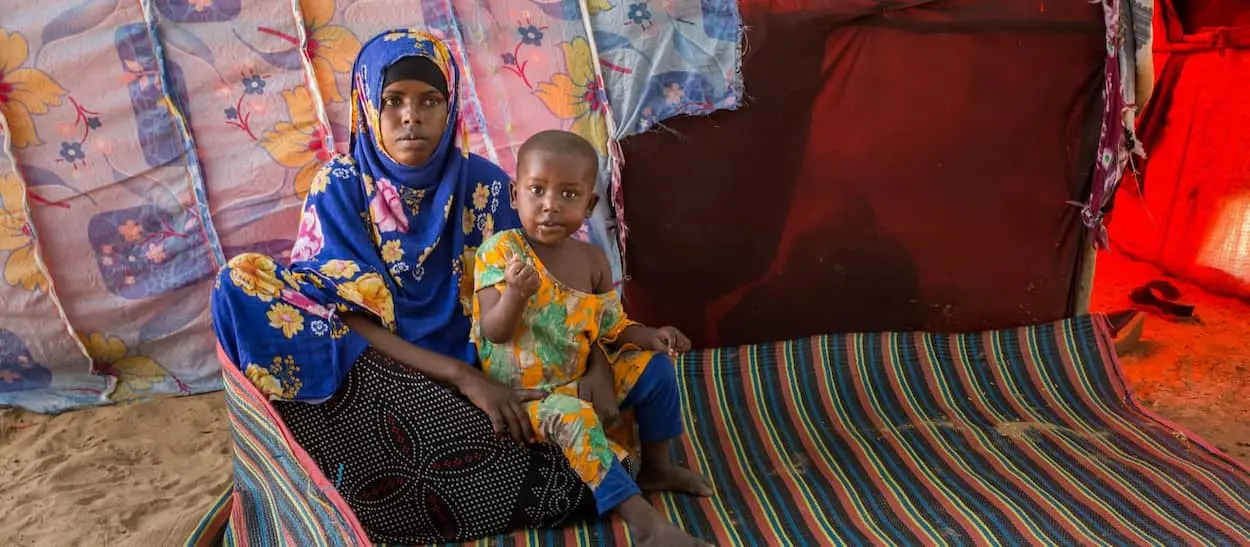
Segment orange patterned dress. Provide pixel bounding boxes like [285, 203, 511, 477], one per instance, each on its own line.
[472, 229, 652, 489]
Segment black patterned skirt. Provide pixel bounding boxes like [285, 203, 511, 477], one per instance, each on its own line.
[274, 348, 598, 544]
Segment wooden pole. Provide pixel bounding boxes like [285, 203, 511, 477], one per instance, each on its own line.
[1073, 241, 1097, 315]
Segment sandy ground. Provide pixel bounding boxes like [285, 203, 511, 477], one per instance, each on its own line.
[1089, 250, 1250, 467]
[0, 252, 1246, 546]
[0, 394, 231, 546]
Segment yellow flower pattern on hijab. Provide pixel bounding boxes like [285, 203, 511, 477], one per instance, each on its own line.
[334, 272, 395, 328]
[245, 364, 285, 399]
[319, 259, 360, 279]
[0, 29, 67, 149]
[266, 302, 305, 338]
[244, 356, 303, 400]
[456, 245, 476, 316]
[462, 207, 475, 235]
[228, 253, 284, 302]
[472, 183, 490, 210]
[380, 240, 404, 263]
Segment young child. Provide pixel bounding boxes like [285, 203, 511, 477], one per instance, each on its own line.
[472, 130, 713, 546]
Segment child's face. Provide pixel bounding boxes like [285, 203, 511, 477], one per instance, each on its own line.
[512, 151, 598, 246]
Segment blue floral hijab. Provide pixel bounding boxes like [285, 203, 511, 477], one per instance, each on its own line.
[211, 30, 518, 401]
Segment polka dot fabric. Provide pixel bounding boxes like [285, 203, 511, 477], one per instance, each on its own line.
[274, 348, 597, 544]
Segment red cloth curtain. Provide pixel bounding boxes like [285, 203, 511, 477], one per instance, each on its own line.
[618, 0, 1106, 347]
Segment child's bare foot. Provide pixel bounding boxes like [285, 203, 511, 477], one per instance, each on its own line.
[638, 463, 714, 497]
[634, 520, 714, 546]
[619, 497, 713, 546]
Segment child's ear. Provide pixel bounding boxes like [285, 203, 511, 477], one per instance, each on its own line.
[586, 193, 599, 218]
[509, 179, 518, 206]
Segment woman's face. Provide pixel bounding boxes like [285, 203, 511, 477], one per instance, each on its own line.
[378, 78, 448, 166]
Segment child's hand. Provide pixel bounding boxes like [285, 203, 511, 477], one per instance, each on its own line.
[504, 254, 540, 297]
[652, 326, 691, 355]
[578, 364, 620, 428]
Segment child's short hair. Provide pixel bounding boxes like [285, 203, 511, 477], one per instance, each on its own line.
[517, 130, 599, 181]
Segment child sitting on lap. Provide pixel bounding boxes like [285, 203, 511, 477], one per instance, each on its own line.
[472, 130, 713, 546]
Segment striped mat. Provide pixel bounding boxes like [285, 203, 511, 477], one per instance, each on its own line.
[193, 315, 1250, 546]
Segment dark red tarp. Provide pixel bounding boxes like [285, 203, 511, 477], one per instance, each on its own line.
[618, 0, 1107, 348]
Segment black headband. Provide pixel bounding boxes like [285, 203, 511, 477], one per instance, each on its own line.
[383, 56, 448, 97]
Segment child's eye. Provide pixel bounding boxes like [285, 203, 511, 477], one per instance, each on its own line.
[528, 186, 543, 195]
[561, 190, 577, 199]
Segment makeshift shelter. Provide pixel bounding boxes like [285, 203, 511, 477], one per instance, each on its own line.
[1, 0, 1248, 544]
[1109, 0, 1250, 301]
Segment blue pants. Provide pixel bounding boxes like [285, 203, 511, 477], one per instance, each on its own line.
[592, 352, 683, 515]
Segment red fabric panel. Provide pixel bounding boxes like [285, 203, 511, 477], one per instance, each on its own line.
[619, 0, 1105, 348]
[1111, 1, 1250, 300]
[1175, 0, 1250, 30]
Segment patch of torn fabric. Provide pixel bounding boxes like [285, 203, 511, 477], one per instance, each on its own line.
[590, 0, 744, 138]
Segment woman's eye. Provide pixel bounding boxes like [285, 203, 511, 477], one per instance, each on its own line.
[383, 97, 401, 108]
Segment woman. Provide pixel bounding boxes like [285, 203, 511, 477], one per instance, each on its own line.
[210, 31, 599, 544]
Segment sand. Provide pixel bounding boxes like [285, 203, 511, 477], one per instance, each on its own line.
[0, 394, 231, 546]
[1089, 250, 1250, 466]
[0, 251, 1246, 546]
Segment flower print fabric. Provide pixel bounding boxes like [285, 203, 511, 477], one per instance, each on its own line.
[289, 206, 324, 262]
[368, 176, 409, 233]
[472, 228, 656, 489]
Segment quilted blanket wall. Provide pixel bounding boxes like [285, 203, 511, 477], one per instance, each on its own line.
[0, 0, 742, 413]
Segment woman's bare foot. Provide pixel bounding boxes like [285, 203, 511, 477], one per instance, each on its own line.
[618, 497, 713, 546]
[638, 463, 714, 497]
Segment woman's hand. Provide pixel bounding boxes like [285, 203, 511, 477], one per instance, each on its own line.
[458, 373, 546, 444]
[342, 312, 546, 443]
[651, 326, 692, 355]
